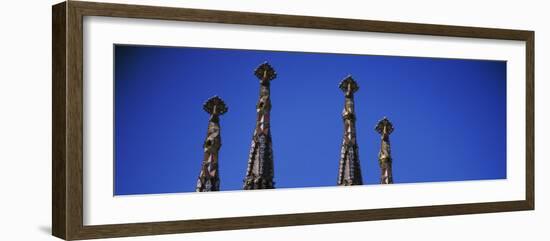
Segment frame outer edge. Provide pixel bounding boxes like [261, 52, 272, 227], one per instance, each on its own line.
[53, 1, 536, 240]
[525, 31, 535, 210]
[52, 1, 68, 240]
[69, 1, 533, 40]
[66, 0, 86, 240]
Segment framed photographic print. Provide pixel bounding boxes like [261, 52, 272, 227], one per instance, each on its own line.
[52, 1, 534, 240]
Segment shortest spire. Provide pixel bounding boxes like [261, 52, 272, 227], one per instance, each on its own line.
[203, 96, 228, 116]
[254, 61, 277, 82]
[375, 117, 394, 135]
[339, 75, 359, 96]
[376, 117, 394, 184]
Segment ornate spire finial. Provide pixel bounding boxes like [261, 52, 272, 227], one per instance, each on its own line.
[337, 75, 363, 186]
[338, 75, 359, 97]
[376, 117, 394, 184]
[196, 96, 228, 192]
[203, 96, 228, 116]
[254, 61, 277, 83]
[375, 116, 394, 135]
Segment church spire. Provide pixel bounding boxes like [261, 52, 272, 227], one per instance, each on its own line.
[196, 96, 228, 192]
[376, 117, 394, 184]
[243, 62, 277, 190]
[337, 75, 364, 186]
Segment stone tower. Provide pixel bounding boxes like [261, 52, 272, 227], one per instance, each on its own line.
[337, 75, 364, 186]
[196, 96, 228, 192]
[375, 117, 394, 184]
[243, 62, 277, 190]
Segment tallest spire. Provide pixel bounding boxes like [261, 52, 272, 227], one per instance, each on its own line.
[337, 75, 364, 186]
[243, 62, 276, 190]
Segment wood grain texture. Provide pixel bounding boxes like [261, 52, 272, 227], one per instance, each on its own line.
[52, 1, 535, 240]
[525, 32, 535, 209]
[73, 201, 531, 240]
[66, 2, 85, 240]
[52, 2, 67, 239]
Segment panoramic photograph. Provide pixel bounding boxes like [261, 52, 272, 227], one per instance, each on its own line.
[113, 45, 506, 195]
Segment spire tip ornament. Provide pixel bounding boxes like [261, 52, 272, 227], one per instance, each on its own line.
[338, 75, 359, 96]
[254, 61, 277, 83]
[203, 96, 228, 116]
[375, 116, 394, 135]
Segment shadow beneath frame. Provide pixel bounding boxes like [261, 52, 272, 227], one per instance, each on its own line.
[38, 225, 51, 235]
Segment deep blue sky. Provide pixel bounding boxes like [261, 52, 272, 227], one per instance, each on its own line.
[114, 45, 506, 195]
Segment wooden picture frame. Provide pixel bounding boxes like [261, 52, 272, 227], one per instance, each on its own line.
[52, 1, 534, 240]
